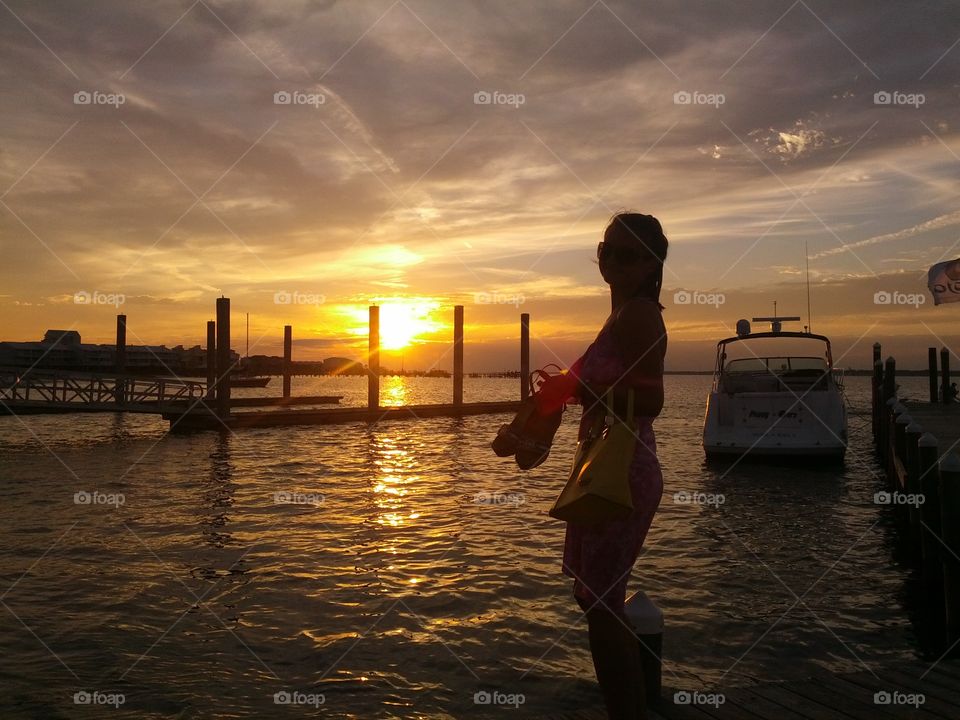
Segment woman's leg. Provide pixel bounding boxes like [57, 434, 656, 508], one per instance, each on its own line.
[585, 606, 646, 719]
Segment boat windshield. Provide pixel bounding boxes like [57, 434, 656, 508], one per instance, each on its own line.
[726, 357, 828, 374]
[714, 335, 836, 393]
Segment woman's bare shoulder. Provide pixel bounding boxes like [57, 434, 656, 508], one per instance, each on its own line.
[614, 297, 664, 331]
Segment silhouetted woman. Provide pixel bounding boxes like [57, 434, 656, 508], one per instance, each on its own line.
[557, 212, 668, 719]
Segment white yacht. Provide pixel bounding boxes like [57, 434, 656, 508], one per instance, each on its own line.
[702, 316, 847, 460]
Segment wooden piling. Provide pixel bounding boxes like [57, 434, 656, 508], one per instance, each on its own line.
[942, 347, 952, 404]
[520, 313, 530, 401]
[894, 412, 910, 490]
[930, 348, 939, 404]
[368, 306, 379, 410]
[453, 305, 463, 406]
[941, 452, 960, 651]
[905, 420, 923, 549]
[215, 298, 231, 419]
[919, 433, 943, 603]
[205, 320, 216, 402]
[115, 314, 127, 406]
[872, 343, 882, 442]
[283, 325, 292, 399]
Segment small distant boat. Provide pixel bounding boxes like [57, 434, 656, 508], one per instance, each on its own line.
[229, 375, 271, 388]
[702, 315, 847, 461]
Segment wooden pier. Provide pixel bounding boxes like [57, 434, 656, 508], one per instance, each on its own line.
[872, 342, 960, 662]
[557, 658, 960, 719]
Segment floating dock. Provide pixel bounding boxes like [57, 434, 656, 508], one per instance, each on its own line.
[164, 399, 523, 430]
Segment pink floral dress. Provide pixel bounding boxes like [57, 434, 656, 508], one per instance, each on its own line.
[562, 305, 664, 619]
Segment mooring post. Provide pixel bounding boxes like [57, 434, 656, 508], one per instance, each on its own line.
[115, 314, 127, 406]
[872, 342, 882, 443]
[283, 325, 292, 399]
[520, 313, 530, 401]
[453, 305, 463, 406]
[880, 357, 897, 470]
[215, 297, 231, 419]
[940, 452, 960, 651]
[942, 347, 952, 404]
[929, 348, 939, 404]
[205, 320, 216, 402]
[368, 305, 379, 411]
[905, 420, 923, 552]
[882, 398, 896, 477]
[895, 412, 910, 493]
[919, 433, 943, 603]
[625, 591, 663, 711]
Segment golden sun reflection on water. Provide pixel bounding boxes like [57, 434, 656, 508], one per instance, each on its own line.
[382, 375, 408, 407]
[371, 431, 421, 531]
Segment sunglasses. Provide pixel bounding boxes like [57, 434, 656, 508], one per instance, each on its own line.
[597, 241, 643, 264]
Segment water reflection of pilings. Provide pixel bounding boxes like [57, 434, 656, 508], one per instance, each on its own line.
[199, 432, 235, 550]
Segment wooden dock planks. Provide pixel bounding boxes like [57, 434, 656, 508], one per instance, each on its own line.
[557, 660, 960, 720]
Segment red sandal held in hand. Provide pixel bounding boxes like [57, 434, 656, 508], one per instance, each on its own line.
[491, 362, 582, 470]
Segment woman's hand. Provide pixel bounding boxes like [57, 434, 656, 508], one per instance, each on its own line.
[534, 370, 580, 414]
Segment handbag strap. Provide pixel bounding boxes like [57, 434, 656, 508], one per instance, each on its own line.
[601, 386, 635, 425]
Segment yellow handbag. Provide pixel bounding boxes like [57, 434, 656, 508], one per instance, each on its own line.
[549, 387, 637, 525]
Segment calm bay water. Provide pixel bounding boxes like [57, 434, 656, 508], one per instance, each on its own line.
[0, 375, 932, 718]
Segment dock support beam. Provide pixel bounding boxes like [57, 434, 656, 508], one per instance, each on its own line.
[453, 305, 463, 406]
[368, 306, 379, 410]
[206, 320, 216, 402]
[215, 298, 231, 419]
[283, 325, 292, 399]
[115, 314, 127, 406]
[520, 313, 530, 401]
[942, 347, 952, 404]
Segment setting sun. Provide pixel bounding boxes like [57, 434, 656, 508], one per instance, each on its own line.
[342, 299, 445, 351]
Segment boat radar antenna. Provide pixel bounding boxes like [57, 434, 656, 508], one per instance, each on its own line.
[752, 311, 802, 334]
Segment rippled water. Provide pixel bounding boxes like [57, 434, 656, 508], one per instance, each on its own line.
[0, 375, 932, 718]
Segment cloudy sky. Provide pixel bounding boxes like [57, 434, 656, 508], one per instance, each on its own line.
[1, 0, 958, 370]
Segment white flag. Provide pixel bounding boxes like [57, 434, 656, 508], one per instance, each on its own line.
[928, 258, 960, 305]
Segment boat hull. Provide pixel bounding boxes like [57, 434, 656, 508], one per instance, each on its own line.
[702, 390, 847, 460]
